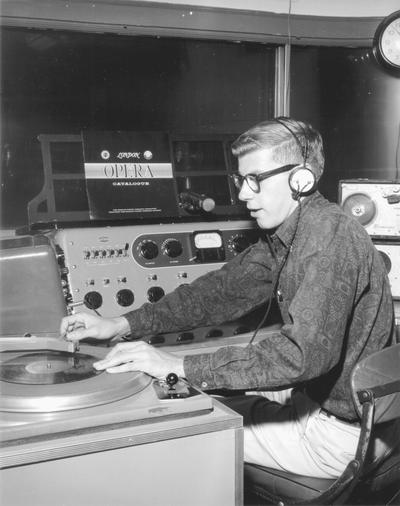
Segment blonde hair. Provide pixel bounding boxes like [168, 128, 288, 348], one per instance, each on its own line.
[231, 117, 325, 180]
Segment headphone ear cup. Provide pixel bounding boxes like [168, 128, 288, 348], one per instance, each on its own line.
[288, 166, 316, 196]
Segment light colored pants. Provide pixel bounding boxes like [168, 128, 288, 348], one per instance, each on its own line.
[221, 389, 361, 479]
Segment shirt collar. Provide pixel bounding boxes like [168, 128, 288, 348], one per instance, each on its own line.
[273, 191, 321, 248]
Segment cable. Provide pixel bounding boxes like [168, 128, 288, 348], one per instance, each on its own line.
[284, 0, 293, 115]
[247, 200, 302, 346]
[81, 299, 102, 317]
[287, 0, 292, 43]
[396, 121, 400, 180]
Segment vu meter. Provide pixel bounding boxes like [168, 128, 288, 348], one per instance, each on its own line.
[193, 231, 223, 249]
[193, 231, 225, 263]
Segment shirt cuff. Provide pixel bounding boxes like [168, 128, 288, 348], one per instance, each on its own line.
[183, 353, 217, 390]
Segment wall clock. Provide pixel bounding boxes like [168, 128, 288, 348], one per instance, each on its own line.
[373, 10, 400, 74]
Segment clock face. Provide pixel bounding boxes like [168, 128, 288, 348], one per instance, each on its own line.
[380, 17, 400, 67]
[374, 11, 400, 71]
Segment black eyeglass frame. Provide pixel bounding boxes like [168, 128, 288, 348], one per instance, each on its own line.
[230, 164, 297, 193]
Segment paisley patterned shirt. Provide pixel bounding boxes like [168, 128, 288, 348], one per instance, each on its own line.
[124, 192, 395, 420]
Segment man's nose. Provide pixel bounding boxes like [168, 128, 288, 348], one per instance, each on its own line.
[238, 182, 253, 201]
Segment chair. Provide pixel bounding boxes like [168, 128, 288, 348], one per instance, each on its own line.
[244, 343, 400, 505]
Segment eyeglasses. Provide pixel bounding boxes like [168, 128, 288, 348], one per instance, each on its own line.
[230, 164, 297, 193]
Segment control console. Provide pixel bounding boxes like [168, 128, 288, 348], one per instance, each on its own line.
[52, 220, 265, 346]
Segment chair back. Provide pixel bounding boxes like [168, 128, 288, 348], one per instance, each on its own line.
[351, 343, 400, 424]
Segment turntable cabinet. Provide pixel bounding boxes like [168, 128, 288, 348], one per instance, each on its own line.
[0, 337, 243, 506]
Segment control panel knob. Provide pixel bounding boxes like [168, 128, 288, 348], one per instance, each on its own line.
[139, 240, 159, 260]
[166, 372, 179, 388]
[163, 239, 183, 258]
[84, 291, 103, 310]
[116, 289, 134, 307]
[230, 234, 251, 253]
[147, 286, 165, 303]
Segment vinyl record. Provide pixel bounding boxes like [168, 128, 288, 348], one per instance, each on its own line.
[0, 344, 152, 413]
[0, 350, 101, 385]
[342, 193, 376, 226]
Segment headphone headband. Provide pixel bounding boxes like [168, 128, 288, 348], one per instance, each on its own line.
[274, 117, 310, 166]
[274, 117, 316, 199]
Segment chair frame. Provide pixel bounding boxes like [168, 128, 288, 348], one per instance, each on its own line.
[245, 377, 400, 505]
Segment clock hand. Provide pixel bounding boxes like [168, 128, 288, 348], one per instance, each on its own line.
[390, 23, 400, 36]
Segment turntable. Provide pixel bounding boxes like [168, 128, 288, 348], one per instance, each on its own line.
[0, 336, 213, 441]
[0, 336, 243, 506]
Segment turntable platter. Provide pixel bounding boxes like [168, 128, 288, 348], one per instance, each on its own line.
[0, 348, 152, 413]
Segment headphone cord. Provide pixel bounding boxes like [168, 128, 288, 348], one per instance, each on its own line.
[247, 200, 302, 346]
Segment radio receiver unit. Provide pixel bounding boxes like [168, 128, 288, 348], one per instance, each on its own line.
[0, 235, 67, 337]
[339, 179, 400, 238]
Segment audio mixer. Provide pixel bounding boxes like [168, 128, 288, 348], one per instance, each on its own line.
[52, 220, 266, 346]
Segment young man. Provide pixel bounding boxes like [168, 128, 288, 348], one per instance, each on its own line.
[61, 117, 395, 478]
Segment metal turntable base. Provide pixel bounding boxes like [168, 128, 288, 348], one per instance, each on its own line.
[0, 337, 213, 444]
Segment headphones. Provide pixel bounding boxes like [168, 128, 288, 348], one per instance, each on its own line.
[274, 117, 317, 200]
